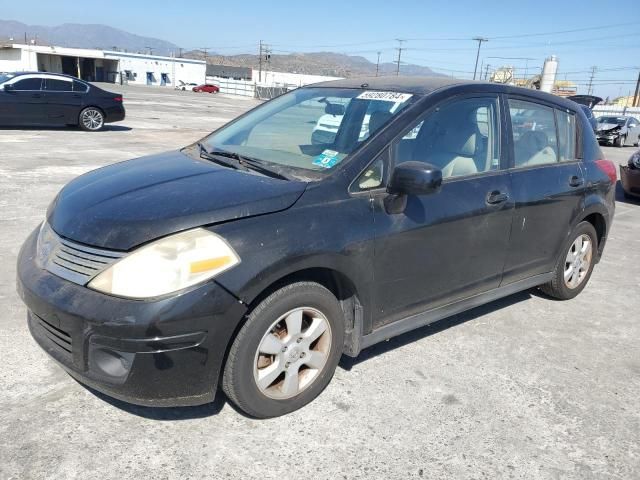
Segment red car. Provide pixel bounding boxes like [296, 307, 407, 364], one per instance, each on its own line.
[192, 84, 219, 93]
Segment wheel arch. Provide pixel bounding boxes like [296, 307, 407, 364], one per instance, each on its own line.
[576, 204, 609, 258]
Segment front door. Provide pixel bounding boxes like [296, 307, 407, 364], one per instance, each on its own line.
[0, 76, 45, 125]
[502, 98, 585, 284]
[369, 94, 514, 328]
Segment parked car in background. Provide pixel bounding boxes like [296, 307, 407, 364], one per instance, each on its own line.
[17, 77, 616, 418]
[0, 72, 125, 131]
[175, 81, 197, 91]
[193, 84, 219, 93]
[568, 95, 602, 133]
[596, 115, 640, 147]
[620, 149, 640, 198]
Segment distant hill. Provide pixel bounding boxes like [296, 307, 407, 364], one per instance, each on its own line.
[186, 51, 443, 78]
[0, 19, 443, 78]
[0, 19, 178, 55]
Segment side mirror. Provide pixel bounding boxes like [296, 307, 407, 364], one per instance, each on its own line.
[325, 103, 345, 116]
[387, 161, 442, 196]
[629, 124, 637, 128]
[3, 83, 14, 92]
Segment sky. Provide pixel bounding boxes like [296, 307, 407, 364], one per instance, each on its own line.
[3, 0, 640, 99]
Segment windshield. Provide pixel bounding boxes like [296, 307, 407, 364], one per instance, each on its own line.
[200, 87, 415, 177]
[0, 73, 15, 84]
[598, 116, 626, 126]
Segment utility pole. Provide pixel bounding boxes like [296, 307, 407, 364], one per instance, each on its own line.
[472, 37, 488, 80]
[395, 39, 406, 76]
[587, 66, 597, 95]
[178, 47, 183, 58]
[633, 70, 640, 107]
[200, 47, 208, 64]
[258, 40, 263, 83]
[145, 46, 154, 55]
[484, 64, 491, 81]
[375, 51, 381, 77]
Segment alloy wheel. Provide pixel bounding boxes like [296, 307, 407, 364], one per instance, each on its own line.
[81, 109, 104, 130]
[564, 234, 593, 289]
[253, 307, 332, 400]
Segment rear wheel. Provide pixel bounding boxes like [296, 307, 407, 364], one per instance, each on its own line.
[78, 107, 104, 131]
[539, 222, 597, 300]
[222, 282, 344, 418]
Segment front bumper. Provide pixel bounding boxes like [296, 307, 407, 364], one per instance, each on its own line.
[17, 228, 247, 407]
[596, 132, 620, 143]
[620, 165, 640, 198]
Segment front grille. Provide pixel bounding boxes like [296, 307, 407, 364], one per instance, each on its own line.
[39, 223, 125, 286]
[35, 313, 73, 356]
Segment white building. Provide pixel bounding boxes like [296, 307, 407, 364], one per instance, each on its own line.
[0, 43, 206, 87]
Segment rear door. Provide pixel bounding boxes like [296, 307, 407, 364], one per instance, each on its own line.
[502, 97, 585, 284]
[368, 94, 514, 328]
[43, 77, 79, 124]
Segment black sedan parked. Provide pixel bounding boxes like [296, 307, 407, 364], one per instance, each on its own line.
[17, 77, 616, 418]
[0, 72, 125, 131]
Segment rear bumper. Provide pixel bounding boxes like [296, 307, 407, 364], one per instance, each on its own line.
[104, 104, 125, 123]
[620, 165, 640, 197]
[17, 229, 247, 407]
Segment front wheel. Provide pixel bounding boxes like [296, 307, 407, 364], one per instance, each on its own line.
[539, 221, 597, 300]
[78, 107, 104, 131]
[222, 282, 344, 418]
[614, 135, 625, 147]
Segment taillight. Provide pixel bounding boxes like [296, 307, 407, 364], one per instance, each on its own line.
[595, 159, 617, 184]
[114, 96, 123, 102]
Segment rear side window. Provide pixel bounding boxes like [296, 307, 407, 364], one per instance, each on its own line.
[12, 78, 42, 91]
[556, 110, 576, 162]
[509, 99, 558, 167]
[45, 79, 73, 91]
[73, 80, 89, 93]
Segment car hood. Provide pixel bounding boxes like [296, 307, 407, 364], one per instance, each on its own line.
[47, 150, 307, 251]
[597, 123, 623, 131]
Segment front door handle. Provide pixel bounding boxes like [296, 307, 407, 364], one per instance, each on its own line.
[31, 93, 42, 98]
[569, 175, 584, 187]
[486, 190, 509, 205]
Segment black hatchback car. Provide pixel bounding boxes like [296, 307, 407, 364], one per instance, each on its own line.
[0, 72, 125, 131]
[17, 77, 616, 418]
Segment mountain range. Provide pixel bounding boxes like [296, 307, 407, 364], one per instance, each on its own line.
[0, 19, 441, 78]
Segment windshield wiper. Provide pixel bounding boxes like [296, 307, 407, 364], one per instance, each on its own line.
[198, 143, 290, 180]
[197, 142, 248, 171]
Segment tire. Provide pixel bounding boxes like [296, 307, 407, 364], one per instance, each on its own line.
[222, 282, 345, 418]
[539, 221, 598, 300]
[78, 107, 105, 131]
[614, 135, 624, 147]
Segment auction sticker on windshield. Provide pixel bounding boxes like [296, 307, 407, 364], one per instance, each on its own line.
[312, 149, 343, 169]
[356, 91, 413, 102]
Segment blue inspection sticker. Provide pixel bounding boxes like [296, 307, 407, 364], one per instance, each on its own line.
[312, 149, 341, 169]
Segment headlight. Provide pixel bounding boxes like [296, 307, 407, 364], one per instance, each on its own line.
[629, 151, 640, 170]
[88, 228, 240, 298]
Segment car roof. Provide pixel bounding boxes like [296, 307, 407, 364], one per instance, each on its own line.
[308, 75, 582, 111]
[4, 72, 87, 83]
[310, 76, 465, 95]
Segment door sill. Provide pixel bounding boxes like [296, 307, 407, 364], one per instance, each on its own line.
[360, 272, 553, 351]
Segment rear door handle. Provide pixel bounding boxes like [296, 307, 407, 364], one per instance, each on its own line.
[569, 175, 584, 187]
[486, 191, 509, 205]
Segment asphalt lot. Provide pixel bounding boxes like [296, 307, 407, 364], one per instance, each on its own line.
[1, 84, 639, 480]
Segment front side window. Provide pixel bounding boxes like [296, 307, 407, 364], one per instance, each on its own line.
[393, 96, 500, 179]
[12, 77, 42, 91]
[45, 79, 72, 91]
[201, 87, 415, 177]
[556, 110, 576, 162]
[509, 99, 558, 167]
